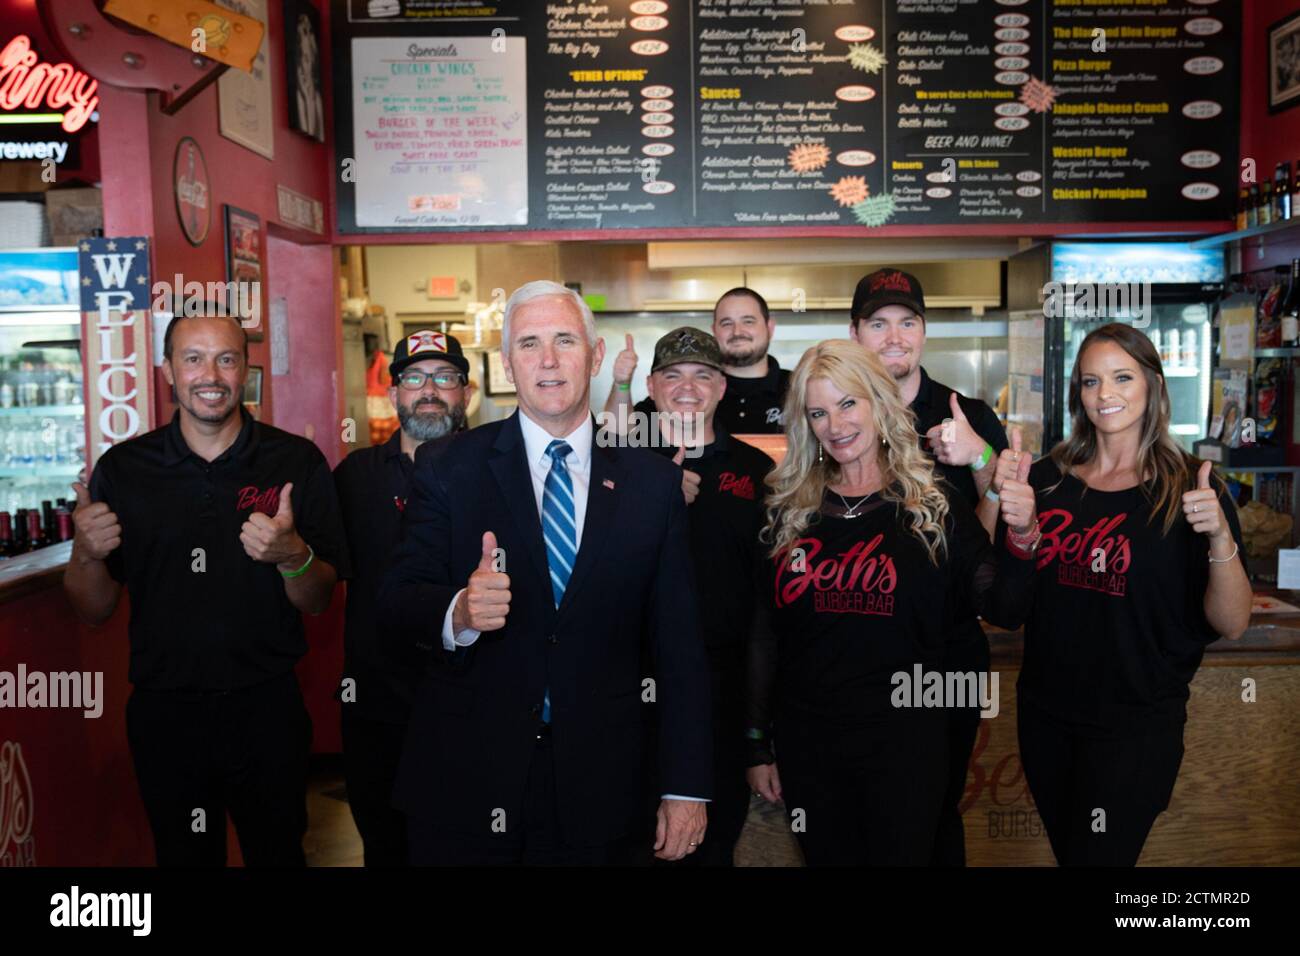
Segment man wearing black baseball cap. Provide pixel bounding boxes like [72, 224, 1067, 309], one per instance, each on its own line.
[633, 327, 774, 866]
[332, 329, 475, 866]
[850, 268, 1008, 867]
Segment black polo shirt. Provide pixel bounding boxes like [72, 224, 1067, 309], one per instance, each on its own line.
[633, 355, 791, 435]
[333, 429, 454, 724]
[649, 427, 774, 701]
[910, 366, 1008, 508]
[88, 408, 351, 692]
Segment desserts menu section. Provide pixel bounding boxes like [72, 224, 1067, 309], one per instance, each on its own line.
[332, 0, 1239, 234]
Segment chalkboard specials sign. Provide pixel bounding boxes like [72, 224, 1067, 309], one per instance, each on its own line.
[331, 0, 1239, 236]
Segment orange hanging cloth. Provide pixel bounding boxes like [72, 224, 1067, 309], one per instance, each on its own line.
[365, 350, 399, 446]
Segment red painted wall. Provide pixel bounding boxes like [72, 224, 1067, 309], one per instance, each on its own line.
[1241, 1, 1300, 184]
[137, 0, 336, 439]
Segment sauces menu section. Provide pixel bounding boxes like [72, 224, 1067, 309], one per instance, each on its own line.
[331, 0, 1239, 235]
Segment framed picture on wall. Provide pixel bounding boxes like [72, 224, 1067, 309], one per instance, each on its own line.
[1269, 10, 1300, 112]
[217, 0, 275, 159]
[223, 205, 265, 341]
[243, 365, 264, 419]
[484, 349, 516, 397]
[284, 0, 326, 142]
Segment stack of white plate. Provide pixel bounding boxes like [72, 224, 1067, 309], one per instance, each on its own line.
[0, 202, 50, 248]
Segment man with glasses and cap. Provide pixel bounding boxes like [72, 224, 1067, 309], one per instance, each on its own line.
[333, 330, 475, 866]
[849, 268, 1009, 867]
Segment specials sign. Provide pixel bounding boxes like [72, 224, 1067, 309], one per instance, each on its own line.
[78, 236, 154, 467]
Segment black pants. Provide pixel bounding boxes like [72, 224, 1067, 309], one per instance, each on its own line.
[1017, 694, 1185, 866]
[930, 634, 991, 866]
[126, 672, 312, 867]
[408, 731, 631, 866]
[341, 709, 409, 867]
[777, 711, 948, 866]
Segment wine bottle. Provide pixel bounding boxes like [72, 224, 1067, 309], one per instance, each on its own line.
[0, 513, 15, 559]
[1282, 257, 1300, 347]
[25, 511, 46, 552]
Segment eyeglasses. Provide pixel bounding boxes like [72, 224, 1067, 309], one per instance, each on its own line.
[397, 370, 466, 391]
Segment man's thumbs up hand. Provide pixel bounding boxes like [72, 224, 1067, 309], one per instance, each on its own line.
[240, 481, 310, 568]
[69, 481, 121, 562]
[458, 530, 511, 632]
[613, 333, 639, 386]
[672, 445, 701, 504]
[929, 392, 987, 467]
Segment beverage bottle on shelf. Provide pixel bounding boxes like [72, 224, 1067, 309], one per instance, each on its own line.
[1277, 163, 1293, 220]
[0, 380, 11, 409]
[1282, 258, 1300, 347]
[1293, 158, 1300, 217]
[1261, 183, 1275, 226]
[1247, 184, 1260, 228]
[1149, 328, 1161, 359]
[41, 500, 55, 541]
[13, 509, 28, 550]
[55, 509, 72, 543]
[0, 512, 15, 559]
[1182, 329, 1197, 368]
[1164, 328, 1181, 367]
[1236, 188, 1249, 230]
[25, 511, 46, 552]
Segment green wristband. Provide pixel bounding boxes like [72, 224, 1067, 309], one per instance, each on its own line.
[281, 545, 315, 578]
[615, 382, 631, 391]
[970, 443, 993, 471]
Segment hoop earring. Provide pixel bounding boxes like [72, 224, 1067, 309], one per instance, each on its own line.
[881, 435, 888, 446]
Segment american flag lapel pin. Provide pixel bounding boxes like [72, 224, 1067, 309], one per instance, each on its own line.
[602, 479, 615, 490]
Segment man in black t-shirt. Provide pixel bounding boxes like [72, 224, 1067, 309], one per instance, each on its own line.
[64, 314, 350, 867]
[333, 330, 474, 867]
[635, 327, 774, 866]
[604, 287, 791, 434]
[849, 268, 1009, 867]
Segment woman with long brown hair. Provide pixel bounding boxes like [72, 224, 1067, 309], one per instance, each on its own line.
[744, 340, 1040, 865]
[986, 322, 1251, 865]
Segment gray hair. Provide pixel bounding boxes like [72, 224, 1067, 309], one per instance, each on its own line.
[501, 280, 597, 354]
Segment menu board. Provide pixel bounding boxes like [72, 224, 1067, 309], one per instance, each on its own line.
[331, 0, 1240, 235]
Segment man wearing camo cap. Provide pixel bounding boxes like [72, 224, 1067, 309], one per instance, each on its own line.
[635, 327, 775, 866]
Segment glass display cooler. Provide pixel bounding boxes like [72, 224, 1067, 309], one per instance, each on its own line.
[1007, 241, 1225, 456]
[0, 249, 84, 550]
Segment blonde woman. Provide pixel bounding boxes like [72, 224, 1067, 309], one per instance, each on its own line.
[987, 323, 1251, 866]
[744, 340, 1040, 865]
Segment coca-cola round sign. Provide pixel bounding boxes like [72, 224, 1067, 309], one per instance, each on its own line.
[173, 137, 211, 247]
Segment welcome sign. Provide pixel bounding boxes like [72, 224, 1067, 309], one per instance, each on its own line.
[78, 236, 154, 467]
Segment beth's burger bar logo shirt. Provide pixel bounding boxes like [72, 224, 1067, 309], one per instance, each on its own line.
[765, 490, 1031, 725]
[1015, 459, 1247, 735]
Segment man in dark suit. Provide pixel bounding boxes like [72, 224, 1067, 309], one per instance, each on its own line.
[381, 280, 713, 865]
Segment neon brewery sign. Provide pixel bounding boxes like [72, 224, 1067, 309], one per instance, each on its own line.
[0, 35, 98, 166]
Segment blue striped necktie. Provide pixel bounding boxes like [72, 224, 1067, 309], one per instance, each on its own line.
[540, 439, 576, 723]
